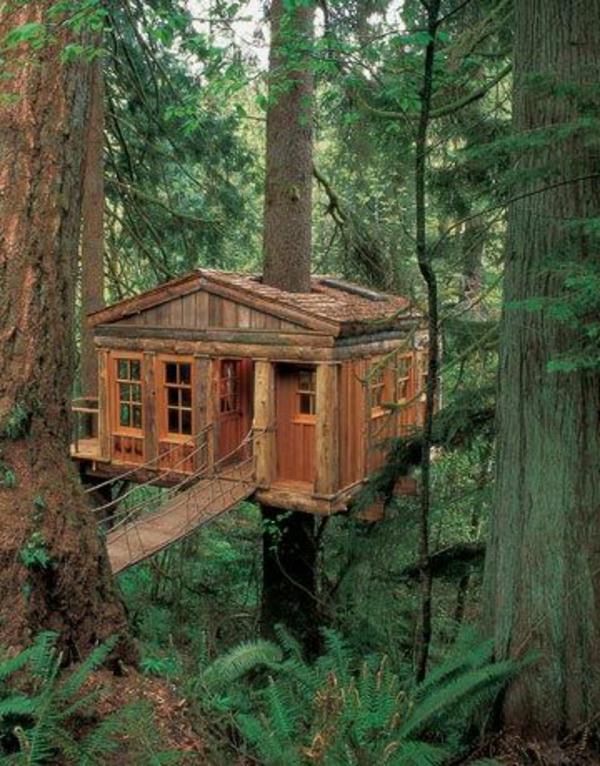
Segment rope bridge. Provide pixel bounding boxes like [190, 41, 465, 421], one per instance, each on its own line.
[87, 427, 259, 575]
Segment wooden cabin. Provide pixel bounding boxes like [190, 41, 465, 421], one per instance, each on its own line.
[72, 270, 428, 517]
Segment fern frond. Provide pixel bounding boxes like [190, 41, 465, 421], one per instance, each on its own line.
[57, 636, 119, 702]
[202, 639, 283, 692]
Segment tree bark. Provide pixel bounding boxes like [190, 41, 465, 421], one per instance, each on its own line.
[414, 0, 441, 684]
[0, 2, 131, 660]
[262, 0, 314, 293]
[80, 56, 105, 397]
[260, 0, 319, 649]
[260, 506, 320, 655]
[484, 0, 600, 737]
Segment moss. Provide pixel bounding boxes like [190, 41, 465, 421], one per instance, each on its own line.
[1, 403, 33, 440]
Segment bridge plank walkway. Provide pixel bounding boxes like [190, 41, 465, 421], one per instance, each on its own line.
[107, 460, 256, 574]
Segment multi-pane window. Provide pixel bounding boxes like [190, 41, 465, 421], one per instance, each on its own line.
[396, 355, 412, 402]
[418, 352, 428, 399]
[164, 361, 193, 436]
[220, 361, 240, 414]
[116, 358, 143, 430]
[296, 369, 316, 417]
[370, 360, 386, 415]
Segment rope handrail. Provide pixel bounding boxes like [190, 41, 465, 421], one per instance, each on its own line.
[91, 432, 211, 515]
[101, 428, 260, 534]
[108, 452, 255, 541]
[84, 421, 215, 495]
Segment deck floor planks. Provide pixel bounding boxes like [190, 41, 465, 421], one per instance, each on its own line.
[106, 461, 256, 574]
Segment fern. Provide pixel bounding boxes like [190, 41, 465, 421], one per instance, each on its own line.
[201, 639, 283, 692]
[196, 628, 520, 766]
[0, 634, 169, 764]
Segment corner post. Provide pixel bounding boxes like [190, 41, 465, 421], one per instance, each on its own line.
[194, 354, 213, 471]
[97, 348, 110, 460]
[314, 361, 340, 496]
[253, 359, 276, 488]
[143, 352, 158, 467]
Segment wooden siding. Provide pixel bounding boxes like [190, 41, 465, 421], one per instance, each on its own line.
[339, 358, 367, 488]
[112, 290, 306, 333]
[275, 364, 316, 485]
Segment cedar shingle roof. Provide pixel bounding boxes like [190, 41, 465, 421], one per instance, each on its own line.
[89, 269, 417, 336]
[203, 271, 413, 327]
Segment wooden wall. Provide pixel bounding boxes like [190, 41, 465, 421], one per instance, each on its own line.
[115, 291, 304, 332]
[339, 358, 367, 488]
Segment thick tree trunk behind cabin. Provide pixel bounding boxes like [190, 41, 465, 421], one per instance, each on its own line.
[262, 0, 314, 293]
[0, 3, 131, 660]
[80, 57, 105, 397]
[483, 0, 600, 737]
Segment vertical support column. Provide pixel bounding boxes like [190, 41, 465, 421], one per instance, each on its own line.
[253, 359, 276, 488]
[363, 356, 373, 477]
[97, 348, 110, 461]
[314, 362, 340, 496]
[194, 354, 213, 471]
[143, 351, 158, 467]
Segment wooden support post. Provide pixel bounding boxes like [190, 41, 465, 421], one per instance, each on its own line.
[97, 348, 110, 460]
[143, 352, 157, 467]
[194, 354, 212, 470]
[363, 357, 373, 477]
[314, 362, 340, 496]
[253, 360, 276, 488]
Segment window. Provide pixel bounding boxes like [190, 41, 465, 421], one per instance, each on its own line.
[418, 352, 428, 400]
[164, 361, 193, 436]
[395, 354, 412, 402]
[115, 358, 143, 431]
[296, 369, 316, 417]
[370, 360, 387, 415]
[220, 360, 240, 414]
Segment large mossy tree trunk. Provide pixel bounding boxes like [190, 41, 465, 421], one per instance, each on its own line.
[484, 0, 600, 737]
[262, 0, 314, 293]
[0, 2, 131, 660]
[80, 56, 106, 397]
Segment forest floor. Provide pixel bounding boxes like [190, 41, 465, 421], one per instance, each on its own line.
[84, 668, 212, 763]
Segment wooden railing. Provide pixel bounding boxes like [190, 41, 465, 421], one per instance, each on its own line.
[71, 396, 99, 455]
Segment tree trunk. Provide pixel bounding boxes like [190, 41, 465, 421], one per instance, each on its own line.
[80, 56, 105, 397]
[0, 2, 131, 660]
[260, 506, 320, 655]
[262, 0, 314, 293]
[484, 0, 600, 737]
[260, 0, 319, 649]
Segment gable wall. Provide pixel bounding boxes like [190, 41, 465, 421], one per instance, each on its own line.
[113, 290, 305, 332]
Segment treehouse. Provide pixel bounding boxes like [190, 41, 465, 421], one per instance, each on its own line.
[72, 270, 428, 571]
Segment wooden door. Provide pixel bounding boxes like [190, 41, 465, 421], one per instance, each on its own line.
[216, 359, 253, 461]
[275, 366, 316, 485]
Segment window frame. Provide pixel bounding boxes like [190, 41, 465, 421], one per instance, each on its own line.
[369, 357, 388, 419]
[219, 359, 242, 417]
[395, 353, 413, 404]
[293, 367, 317, 424]
[158, 355, 195, 442]
[111, 352, 144, 436]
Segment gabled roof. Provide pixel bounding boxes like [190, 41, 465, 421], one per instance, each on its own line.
[89, 269, 416, 336]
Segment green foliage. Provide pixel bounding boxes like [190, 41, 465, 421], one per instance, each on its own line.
[19, 533, 50, 571]
[194, 628, 518, 765]
[0, 461, 16, 489]
[1, 405, 31, 442]
[0, 633, 172, 765]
